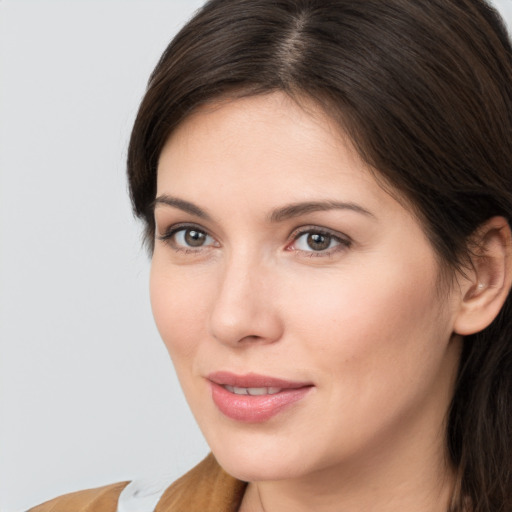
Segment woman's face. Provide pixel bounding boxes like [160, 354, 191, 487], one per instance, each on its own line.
[151, 92, 462, 483]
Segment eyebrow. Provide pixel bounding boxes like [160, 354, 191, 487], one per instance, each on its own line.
[153, 195, 212, 220]
[269, 200, 375, 222]
[153, 194, 375, 222]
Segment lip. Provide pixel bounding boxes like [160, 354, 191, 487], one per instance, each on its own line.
[208, 371, 312, 389]
[207, 371, 314, 423]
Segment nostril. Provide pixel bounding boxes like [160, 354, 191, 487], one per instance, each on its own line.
[208, 263, 284, 346]
[209, 307, 284, 347]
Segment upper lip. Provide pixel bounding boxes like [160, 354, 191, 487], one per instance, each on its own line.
[207, 371, 313, 389]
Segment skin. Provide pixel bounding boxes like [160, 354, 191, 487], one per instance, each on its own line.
[150, 92, 465, 512]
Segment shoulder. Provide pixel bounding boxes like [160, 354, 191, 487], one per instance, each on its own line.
[27, 481, 130, 512]
[26, 454, 247, 512]
[155, 453, 247, 511]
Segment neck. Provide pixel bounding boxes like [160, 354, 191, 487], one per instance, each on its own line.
[238, 336, 462, 512]
[239, 411, 455, 512]
[240, 440, 454, 512]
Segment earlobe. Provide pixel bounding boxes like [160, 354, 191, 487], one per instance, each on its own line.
[453, 216, 512, 336]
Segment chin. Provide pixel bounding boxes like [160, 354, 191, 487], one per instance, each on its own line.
[216, 449, 303, 483]
[204, 430, 318, 483]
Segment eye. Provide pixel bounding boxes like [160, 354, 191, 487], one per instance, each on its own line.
[174, 228, 211, 247]
[288, 228, 351, 256]
[296, 232, 335, 251]
[158, 225, 217, 250]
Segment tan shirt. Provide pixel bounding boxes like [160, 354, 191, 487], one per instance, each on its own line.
[28, 454, 247, 512]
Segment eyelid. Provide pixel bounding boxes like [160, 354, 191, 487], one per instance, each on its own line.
[156, 222, 351, 256]
[288, 225, 351, 242]
[287, 225, 352, 254]
[157, 222, 200, 240]
[157, 222, 219, 249]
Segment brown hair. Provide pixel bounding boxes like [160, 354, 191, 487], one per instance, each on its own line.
[127, 1, 512, 510]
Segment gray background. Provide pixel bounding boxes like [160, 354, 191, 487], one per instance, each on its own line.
[1, 1, 511, 510]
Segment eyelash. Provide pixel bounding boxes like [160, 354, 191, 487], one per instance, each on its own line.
[157, 223, 218, 253]
[157, 223, 352, 257]
[287, 226, 352, 257]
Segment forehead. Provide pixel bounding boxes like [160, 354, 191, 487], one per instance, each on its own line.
[157, 93, 380, 202]
[154, 91, 434, 249]
[154, 91, 443, 277]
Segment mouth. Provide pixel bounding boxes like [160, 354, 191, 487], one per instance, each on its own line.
[222, 385, 282, 396]
[207, 371, 314, 423]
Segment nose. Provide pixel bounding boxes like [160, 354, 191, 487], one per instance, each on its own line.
[209, 254, 284, 347]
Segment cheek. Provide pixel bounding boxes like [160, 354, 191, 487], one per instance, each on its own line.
[284, 253, 448, 384]
[149, 260, 210, 362]
[277, 256, 454, 458]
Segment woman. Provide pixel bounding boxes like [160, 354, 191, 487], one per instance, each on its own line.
[29, 0, 512, 511]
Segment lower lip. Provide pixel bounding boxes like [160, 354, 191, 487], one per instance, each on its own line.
[210, 382, 312, 423]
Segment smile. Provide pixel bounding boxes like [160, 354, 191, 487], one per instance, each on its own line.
[208, 372, 314, 423]
[223, 386, 282, 395]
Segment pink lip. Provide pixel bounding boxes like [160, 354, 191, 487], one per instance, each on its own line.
[207, 371, 314, 423]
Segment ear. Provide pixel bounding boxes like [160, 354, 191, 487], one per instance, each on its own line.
[453, 216, 512, 336]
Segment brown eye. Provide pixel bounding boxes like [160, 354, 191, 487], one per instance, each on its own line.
[162, 226, 216, 249]
[291, 229, 351, 256]
[307, 233, 331, 251]
[184, 229, 207, 247]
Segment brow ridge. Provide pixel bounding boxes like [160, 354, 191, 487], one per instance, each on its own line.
[269, 201, 375, 222]
[153, 195, 374, 223]
[153, 195, 211, 220]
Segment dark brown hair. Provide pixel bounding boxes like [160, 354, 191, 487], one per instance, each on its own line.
[127, 1, 512, 510]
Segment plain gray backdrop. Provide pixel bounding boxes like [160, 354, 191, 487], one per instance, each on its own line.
[1, 1, 511, 510]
